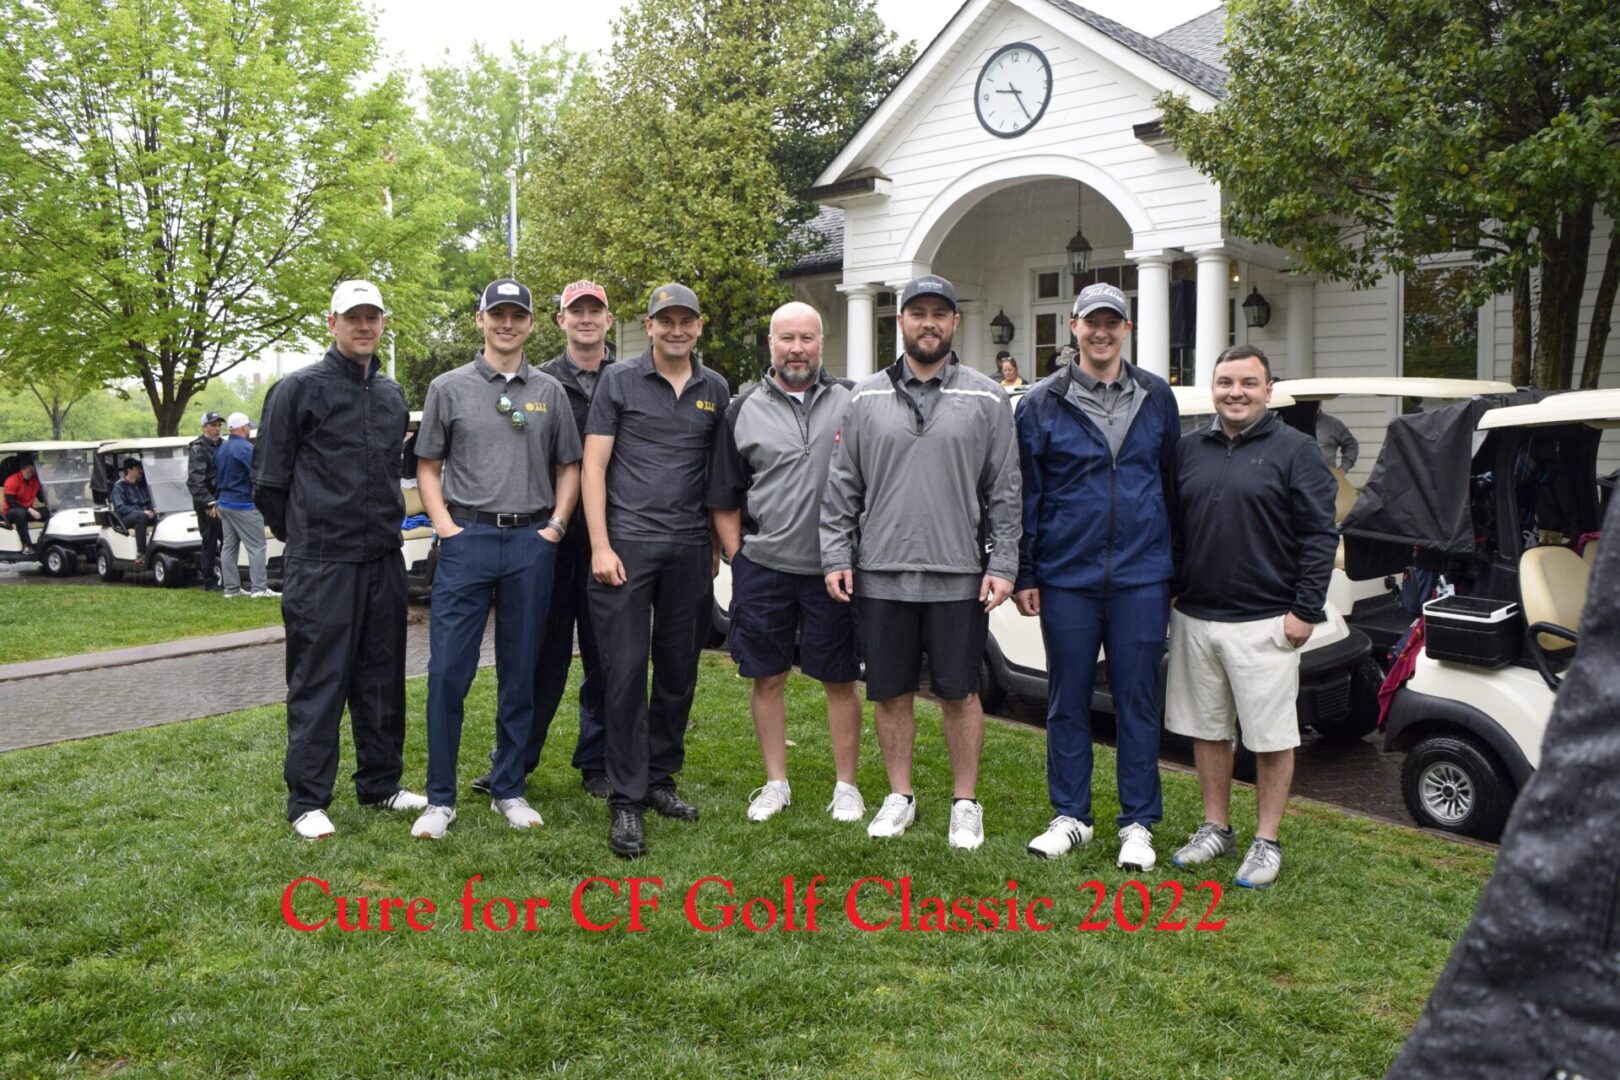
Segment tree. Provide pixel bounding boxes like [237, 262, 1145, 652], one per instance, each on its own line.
[517, 0, 912, 385]
[0, 0, 457, 434]
[1158, 0, 1620, 389]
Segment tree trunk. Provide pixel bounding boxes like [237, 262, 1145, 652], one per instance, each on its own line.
[1579, 224, 1619, 389]
[1511, 267, 1532, 387]
[152, 396, 189, 437]
[1531, 201, 1595, 389]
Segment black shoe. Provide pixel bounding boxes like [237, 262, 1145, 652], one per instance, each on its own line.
[608, 807, 646, 859]
[470, 772, 493, 795]
[581, 771, 611, 799]
[647, 787, 699, 822]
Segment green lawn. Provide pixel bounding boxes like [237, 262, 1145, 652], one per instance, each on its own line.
[0, 583, 285, 664]
[0, 657, 1493, 1077]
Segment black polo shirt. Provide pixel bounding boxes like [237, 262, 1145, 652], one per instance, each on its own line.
[586, 348, 729, 546]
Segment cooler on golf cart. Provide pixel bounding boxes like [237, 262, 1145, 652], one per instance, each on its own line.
[0, 441, 104, 575]
[1342, 388, 1615, 839]
[91, 438, 205, 587]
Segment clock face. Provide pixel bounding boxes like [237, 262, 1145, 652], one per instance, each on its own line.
[975, 43, 1053, 138]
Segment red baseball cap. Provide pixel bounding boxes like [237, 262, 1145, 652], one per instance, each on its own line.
[560, 280, 609, 309]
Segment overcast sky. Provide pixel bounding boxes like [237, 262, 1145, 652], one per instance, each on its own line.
[371, 0, 1220, 72]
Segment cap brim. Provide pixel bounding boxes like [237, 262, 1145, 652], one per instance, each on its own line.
[1074, 301, 1129, 320]
[648, 303, 700, 317]
[902, 291, 957, 310]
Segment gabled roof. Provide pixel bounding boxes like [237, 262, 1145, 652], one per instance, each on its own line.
[1154, 7, 1228, 75]
[1046, 1, 1226, 96]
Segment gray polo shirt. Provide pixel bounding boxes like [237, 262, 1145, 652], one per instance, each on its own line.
[707, 369, 851, 575]
[586, 348, 730, 546]
[415, 352, 582, 514]
[1068, 360, 1142, 461]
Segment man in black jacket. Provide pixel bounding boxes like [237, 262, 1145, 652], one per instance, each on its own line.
[252, 280, 427, 841]
[187, 411, 224, 590]
[472, 280, 615, 801]
[1165, 345, 1337, 889]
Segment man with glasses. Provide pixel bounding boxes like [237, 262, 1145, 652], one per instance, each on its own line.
[411, 278, 582, 840]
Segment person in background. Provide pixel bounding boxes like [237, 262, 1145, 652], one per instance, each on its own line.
[215, 412, 274, 598]
[1315, 411, 1359, 473]
[110, 459, 154, 565]
[997, 352, 1026, 389]
[2, 457, 49, 555]
[187, 411, 224, 590]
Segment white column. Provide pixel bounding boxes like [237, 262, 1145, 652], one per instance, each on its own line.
[1286, 278, 1315, 379]
[955, 299, 983, 372]
[1128, 250, 1173, 380]
[1194, 248, 1231, 388]
[836, 283, 879, 380]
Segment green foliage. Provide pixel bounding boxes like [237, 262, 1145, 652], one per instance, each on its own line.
[1158, 0, 1620, 388]
[518, 0, 912, 385]
[0, 0, 457, 433]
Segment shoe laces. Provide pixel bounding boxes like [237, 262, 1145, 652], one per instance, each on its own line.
[950, 800, 983, 833]
[1047, 814, 1082, 837]
[1188, 821, 1230, 851]
[498, 797, 533, 812]
[873, 793, 911, 825]
[422, 804, 453, 821]
[1245, 839, 1281, 870]
[1120, 823, 1152, 847]
[827, 785, 863, 816]
[749, 784, 789, 811]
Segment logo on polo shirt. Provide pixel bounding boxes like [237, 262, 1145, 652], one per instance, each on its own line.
[695, 399, 715, 413]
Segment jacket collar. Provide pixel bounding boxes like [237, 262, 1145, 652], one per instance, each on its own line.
[761, 365, 838, 404]
[324, 344, 382, 385]
[547, 349, 615, 395]
[885, 351, 961, 390]
[1061, 358, 1153, 400]
[1200, 408, 1279, 445]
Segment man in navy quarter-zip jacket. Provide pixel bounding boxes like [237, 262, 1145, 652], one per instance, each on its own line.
[1013, 282, 1181, 874]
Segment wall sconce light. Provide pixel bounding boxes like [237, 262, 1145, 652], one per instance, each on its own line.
[990, 308, 1015, 345]
[1242, 286, 1272, 329]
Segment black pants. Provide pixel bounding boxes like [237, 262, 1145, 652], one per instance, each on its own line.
[194, 501, 222, 585]
[118, 511, 150, 554]
[523, 540, 606, 776]
[5, 505, 47, 548]
[281, 555, 407, 819]
[587, 539, 711, 811]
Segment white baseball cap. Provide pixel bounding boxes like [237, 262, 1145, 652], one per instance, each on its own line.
[227, 412, 252, 430]
[330, 280, 387, 315]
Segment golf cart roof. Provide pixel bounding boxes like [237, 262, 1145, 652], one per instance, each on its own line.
[1173, 384, 1296, 416]
[1477, 388, 1620, 431]
[0, 441, 105, 453]
[97, 437, 198, 453]
[1274, 377, 1515, 401]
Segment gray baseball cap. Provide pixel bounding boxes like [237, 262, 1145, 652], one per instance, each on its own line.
[647, 283, 701, 317]
[1073, 283, 1129, 320]
[899, 275, 957, 311]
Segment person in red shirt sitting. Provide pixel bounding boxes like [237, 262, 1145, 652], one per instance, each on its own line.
[2, 458, 49, 555]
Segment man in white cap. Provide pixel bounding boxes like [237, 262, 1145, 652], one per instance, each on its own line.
[215, 411, 274, 598]
[253, 280, 427, 840]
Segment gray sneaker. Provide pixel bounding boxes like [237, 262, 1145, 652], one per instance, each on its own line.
[1236, 837, 1283, 889]
[1172, 821, 1236, 868]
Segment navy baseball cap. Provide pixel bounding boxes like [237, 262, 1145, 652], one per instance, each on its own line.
[899, 275, 958, 311]
[479, 279, 533, 314]
[1073, 283, 1129, 320]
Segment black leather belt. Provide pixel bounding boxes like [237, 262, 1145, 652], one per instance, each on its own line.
[449, 506, 546, 528]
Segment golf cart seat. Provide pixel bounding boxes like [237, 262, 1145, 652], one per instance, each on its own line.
[1583, 539, 1600, 567]
[400, 486, 434, 541]
[1519, 545, 1589, 688]
[1332, 469, 1357, 523]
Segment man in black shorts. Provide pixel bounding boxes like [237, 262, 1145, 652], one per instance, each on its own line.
[709, 301, 863, 824]
[821, 275, 1021, 850]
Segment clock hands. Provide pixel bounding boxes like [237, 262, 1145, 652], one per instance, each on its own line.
[993, 85, 1034, 121]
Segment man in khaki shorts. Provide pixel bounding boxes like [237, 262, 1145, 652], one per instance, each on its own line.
[1164, 345, 1337, 888]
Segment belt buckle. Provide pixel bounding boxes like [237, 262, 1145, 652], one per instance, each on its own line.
[495, 512, 522, 528]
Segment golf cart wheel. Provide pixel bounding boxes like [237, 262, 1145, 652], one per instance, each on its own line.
[154, 553, 188, 588]
[978, 654, 1007, 712]
[1311, 657, 1383, 742]
[97, 546, 123, 582]
[1401, 733, 1514, 841]
[43, 546, 69, 576]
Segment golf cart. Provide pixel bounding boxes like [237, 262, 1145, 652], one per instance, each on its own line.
[401, 411, 437, 595]
[1272, 377, 1516, 662]
[0, 441, 104, 575]
[983, 384, 1381, 753]
[1342, 388, 1616, 840]
[91, 438, 205, 587]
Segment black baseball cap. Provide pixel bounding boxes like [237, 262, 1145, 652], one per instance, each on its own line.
[647, 283, 701, 317]
[200, 411, 225, 426]
[899, 275, 957, 311]
[479, 279, 534, 314]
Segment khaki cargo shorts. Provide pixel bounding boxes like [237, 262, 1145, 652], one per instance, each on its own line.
[1165, 609, 1302, 752]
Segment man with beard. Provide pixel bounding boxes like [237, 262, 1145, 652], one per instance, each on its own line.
[708, 301, 862, 824]
[1014, 282, 1181, 872]
[821, 275, 1021, 850]
[584, 282, 730, 859]
[254, 280, 427, 840]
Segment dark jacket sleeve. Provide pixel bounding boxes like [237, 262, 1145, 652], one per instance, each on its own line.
[187, 440, 215, 504]
[1287, 443, 1341, 623]
[705, 395, 750, 511]
[110, 481, 133, 518]
[252, 379, 295, 539]
[1168, 437, 1188, 599]
[1014, 396, 1044, 592]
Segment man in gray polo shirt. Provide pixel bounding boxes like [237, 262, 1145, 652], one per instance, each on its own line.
[821, 275, 1022, 851]
[410, 278, 582, 840]
[584, 282, 730, 859]
[708, 301, 862, 825]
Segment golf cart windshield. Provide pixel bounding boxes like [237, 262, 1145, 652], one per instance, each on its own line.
[34, 449, 96, 509]
[139, 451, 194, 514]
[1340, 390, 1547, 577]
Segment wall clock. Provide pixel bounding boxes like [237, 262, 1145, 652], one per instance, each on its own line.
[975, 43, 1053, 138]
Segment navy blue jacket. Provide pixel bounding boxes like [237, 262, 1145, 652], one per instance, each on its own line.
[213, 435, 255, 509]
[110, 478, 152, 520]
[1171, 411, 1339, 623]
[1015, 363, 1180, 593]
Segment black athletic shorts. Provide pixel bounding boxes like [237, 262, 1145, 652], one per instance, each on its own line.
[856, 595, 987, 702]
